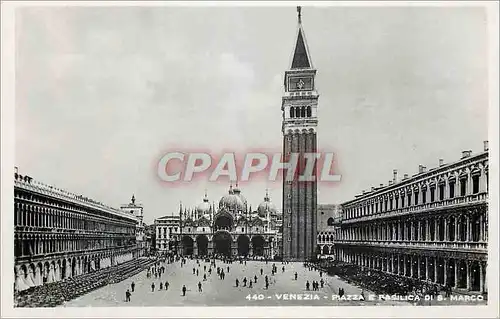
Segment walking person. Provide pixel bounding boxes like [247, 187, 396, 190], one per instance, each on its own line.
[125, 289, 131, 302]
[243, 277, 247, 287]
[203, 274, 207, 281]
[198, 282, 202, 292]
[165, 281, 169, 290]
[260, 268, 263, 276]
[249, 280, 253, 288]
[131, 282, 135, 292]
[182, 285, 187, 296]
[159, 282, 163, 290]
[320, 278, 324, 289]
[254, 275, 258, 283]
[196, 269, 199, 276]
[151, 282, 155, 292]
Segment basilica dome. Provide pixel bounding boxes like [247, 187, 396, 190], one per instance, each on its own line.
[196, 192, 211, 218]
[219, 185, 246, 213]
[257, 190, 277, 218]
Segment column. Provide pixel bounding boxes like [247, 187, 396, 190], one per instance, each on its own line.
[444, 259, 448, 285]
[444, 217, 448, 241]
[426, 219, 430, 241]
[455, 215, 460, 242]
[434, 257, 438, 283]
[410, 255, 414, 277]
[425, 256, 429, 280]
[479, 261, 484, 293]
[466, 261, 471, 290]
[417, 256, 421, 278]
[454, 260, 459, 289]
[403, 255, 407, 276]
[467, 215, 472, 242]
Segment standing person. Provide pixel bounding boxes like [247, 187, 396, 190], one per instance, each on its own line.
[306, 281, 310, 291]
[320, 271, 323, 278]
[265, 280, 269, 290]
[151, 282, 155, 292]
[282, 266, 285, 273]
[196, 269, 199, 276]
[125, 289, 131, 302]
[249, 280, 253, 288]
[203, 273, 207, 281]
[294, 272, 298, 280]
[243, 277, 247, 287]
[260, 268, 263, 276]
[193, 267, 196, 275]
[254, 275, 258, 283]
[227, 266, 230, 273]
[131, 282, 135, 292]
[165, 281, 169, 290]
[204, 265, 207, 272]
[320, 278, 324, 288]
[198, 282, 203, 292]
[182, 285, 187, 296]
[236, 278, 239, 287]
[159, 282, 163, 290]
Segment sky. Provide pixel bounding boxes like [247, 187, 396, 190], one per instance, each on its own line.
[15, 6, 489, 224]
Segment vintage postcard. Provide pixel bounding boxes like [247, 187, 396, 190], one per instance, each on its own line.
[1, 1, 498, 318]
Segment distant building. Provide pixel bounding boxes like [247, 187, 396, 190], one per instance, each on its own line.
[316, 204, 341, 258]
[144, 223, 155, 255]
[120, 195, 146, 257]
[154, 215, 180, 253]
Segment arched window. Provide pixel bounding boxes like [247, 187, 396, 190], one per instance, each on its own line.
[306, 106, 312, 117]
[289, 107, 295, 118]
[327, 217, 334, 226]
[301, 107, 306, 117]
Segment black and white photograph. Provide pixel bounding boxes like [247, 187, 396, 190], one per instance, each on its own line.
[1, 1, 498, 318]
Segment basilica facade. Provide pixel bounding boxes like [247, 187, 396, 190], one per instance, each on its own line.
[177, 185, 282, 259]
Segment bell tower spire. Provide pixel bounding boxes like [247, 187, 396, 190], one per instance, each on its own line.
[281, 7, 318, 261]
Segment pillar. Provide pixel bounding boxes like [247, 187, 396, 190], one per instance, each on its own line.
[466, 261, 471, 291]
[434, 257, 438, 283]
[444, 259, 448, 285]
[425, 256, 429, 280]
[480, 261, 485, 293]
[417, 256, 421, 278]
[410, 255, 414, 277]
[454, 259, 458, 288]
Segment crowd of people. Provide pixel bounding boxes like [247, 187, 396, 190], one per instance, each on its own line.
[311, 259, 445, 298]
[15, 258, 155, 307]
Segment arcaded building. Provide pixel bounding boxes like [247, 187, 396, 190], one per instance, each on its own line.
[178, 185, 281, 259]
[14, 169, 139, 292]
[335, 142, 489, 294]
[316, 204, 341, 257]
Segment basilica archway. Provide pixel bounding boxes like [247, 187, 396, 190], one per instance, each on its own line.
[213, 231, 232, 257]
[214, 213, 233, 232]
[237, 235, 250, 257]
[251, 235, 265, 256]
[196, 235, 209, 257]
[182, 236, 194, 256]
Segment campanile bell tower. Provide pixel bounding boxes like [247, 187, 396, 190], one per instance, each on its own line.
[281, 7, 318, 261]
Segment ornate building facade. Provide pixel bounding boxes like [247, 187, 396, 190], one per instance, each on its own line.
[335, 143, 489, 294]
[154, 215, 180, 253]
[179, 185, 281, 259]
[316, 204, 341, 258]
[14, 169, 139, 292]
[282, 7, 319, 261]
